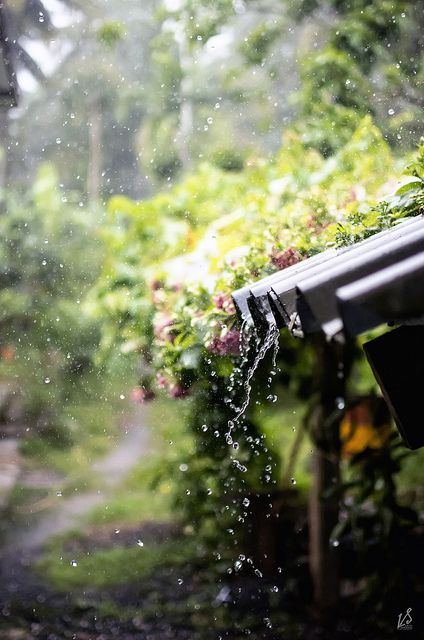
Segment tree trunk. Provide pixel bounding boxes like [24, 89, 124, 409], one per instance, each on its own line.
[176, 37, 193, 172]
[308, 335, 354, 613]
[87, 103, 103, 203]
[0, 110, 12, 195]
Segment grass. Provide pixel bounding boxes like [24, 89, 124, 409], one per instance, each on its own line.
[37, 536, 204, 591]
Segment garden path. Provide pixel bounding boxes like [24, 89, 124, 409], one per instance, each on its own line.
[1, 405, 152, 553]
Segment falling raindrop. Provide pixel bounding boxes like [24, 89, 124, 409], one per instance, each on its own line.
[336, 397, 345, 410]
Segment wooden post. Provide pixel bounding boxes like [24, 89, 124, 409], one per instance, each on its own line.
[308, 335, 353, 612]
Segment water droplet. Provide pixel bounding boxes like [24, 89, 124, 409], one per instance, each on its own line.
[207, 488, 213, 495]
[331, 538, 340, 548]
[119, 394, 125, 400]
[137, 540, 144, 547]
[177, 578, 184, 585]
[267, 394, 277, 403]
[242, 498, 250, 507]
[186, 489, 191, 495]
[56, 490, 62, 497]
[254, 568, 263, 578]
[44, 377, 51, 384]
[70, 560, 77, 567]
[179, 463, 188, 472]
[291, 477, 297, 485]
[336, 397, 345, 410]
[201, 424, 208, 432]
[388, 108, 395, 115]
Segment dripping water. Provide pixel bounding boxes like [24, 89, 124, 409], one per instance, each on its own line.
[225, 322, 280, 442]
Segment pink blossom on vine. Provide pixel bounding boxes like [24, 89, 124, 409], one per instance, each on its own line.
[169, 383, 190, 399]
[208, 328, 241, 356]
[271, 247, 302, 270]
[153, 315, 176, 343]
[156, 373, 169, 389]
[130, 386, 155, 403]
[213, 292, 236, 315]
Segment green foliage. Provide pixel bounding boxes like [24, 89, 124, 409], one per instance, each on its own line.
[211, 147, 245, 172]
[96, 21, 125, 48]
[0, 164, 104, 442]
[240, 22, 283, 66]
[294, 0, 423, 152]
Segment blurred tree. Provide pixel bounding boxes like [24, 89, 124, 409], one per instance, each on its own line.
[0, 163, 103, 428]
[8, 0, 159, 199]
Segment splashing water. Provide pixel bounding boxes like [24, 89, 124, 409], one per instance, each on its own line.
[225, 322, 279, 442]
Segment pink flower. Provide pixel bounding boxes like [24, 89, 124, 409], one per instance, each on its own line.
[271, 247, 302, 271]
[213, 292, 236, 315]
[156, 373, 169, 389]
[169, 383, 190, 399]
[153, 315, 176, 343]
[208, 329, 241, 356]
[150, 279, 164, 291]
[130, 386, 155, 403]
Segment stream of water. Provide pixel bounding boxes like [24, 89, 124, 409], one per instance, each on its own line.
[225, 322, 280, 444]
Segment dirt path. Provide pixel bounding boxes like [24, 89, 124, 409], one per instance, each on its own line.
[1, 406, 152, 553]
[0, 439, 21, 511]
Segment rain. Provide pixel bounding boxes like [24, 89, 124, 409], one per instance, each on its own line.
[0, 1, 424, 640]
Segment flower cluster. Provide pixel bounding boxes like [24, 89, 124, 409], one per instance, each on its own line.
[213, 292, 236, 315]
[207, 328, 241, 356]
[130, 386, 155, 403]
[270, 247, 303, 271]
